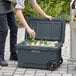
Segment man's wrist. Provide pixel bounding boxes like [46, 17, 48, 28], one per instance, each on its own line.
[43, 14, 48, 18]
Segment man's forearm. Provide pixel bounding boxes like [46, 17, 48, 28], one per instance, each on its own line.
[31, 2, 47, 17]
[16, 9, 30, 29]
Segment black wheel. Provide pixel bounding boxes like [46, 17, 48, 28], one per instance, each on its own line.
[47, 61, 57, 71]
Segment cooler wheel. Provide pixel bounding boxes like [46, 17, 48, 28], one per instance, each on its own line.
[47, 61, 57, 71]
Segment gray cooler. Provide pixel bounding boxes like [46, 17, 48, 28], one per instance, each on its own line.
[16, 18, 66, 71]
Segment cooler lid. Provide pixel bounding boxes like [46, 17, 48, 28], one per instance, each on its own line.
[25, 18, 66, 43]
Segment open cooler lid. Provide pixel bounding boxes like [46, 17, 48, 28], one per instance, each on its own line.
[25, 18, 66, 43]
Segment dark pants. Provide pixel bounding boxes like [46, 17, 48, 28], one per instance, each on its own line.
[0, 12, 18, 58]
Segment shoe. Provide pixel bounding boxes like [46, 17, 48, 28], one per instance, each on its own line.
[10, 53, 17, 61]
[0, 59, 8, 66]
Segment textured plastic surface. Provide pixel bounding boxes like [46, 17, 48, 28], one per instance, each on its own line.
[16, 42, 62, 69]
[25, 18, 65, 43]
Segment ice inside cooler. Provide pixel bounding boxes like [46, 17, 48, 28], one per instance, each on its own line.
[24, 39, 58, 47]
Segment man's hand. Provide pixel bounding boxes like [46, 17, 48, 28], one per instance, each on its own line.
[26, 27, 36, 38]
[45, 15, 54, 20]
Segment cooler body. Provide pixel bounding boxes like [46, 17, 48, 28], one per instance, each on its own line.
[16, 42, 62, 70]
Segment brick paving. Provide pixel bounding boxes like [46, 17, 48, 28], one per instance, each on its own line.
[0, 24, 76, 76]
